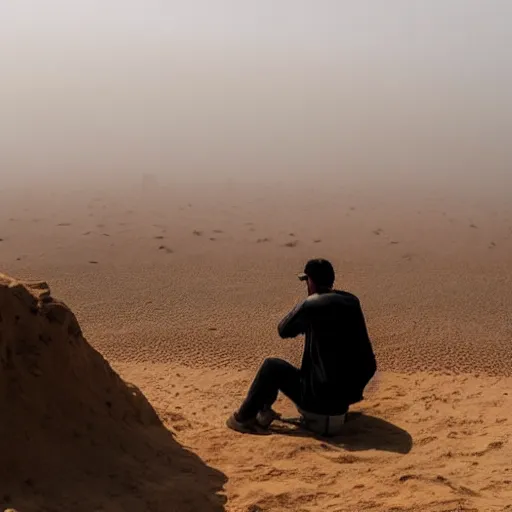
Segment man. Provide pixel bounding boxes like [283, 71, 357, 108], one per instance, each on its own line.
[227, 258, 377, 434]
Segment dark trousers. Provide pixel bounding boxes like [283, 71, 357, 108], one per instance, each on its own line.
[237, 358, 303, 422]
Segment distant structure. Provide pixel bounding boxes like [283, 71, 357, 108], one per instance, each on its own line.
[141, 173, 159, 191]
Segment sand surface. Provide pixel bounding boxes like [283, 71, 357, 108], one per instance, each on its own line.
[1, 179, 511, 511]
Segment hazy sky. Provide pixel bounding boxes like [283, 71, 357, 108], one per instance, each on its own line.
[1, 1, 511, 189]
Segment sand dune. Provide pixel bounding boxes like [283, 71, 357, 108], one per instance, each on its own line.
[0, 274, 226, 511]
[1, 181, 511, 511]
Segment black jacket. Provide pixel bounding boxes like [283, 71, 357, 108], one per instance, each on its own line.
[278, 290, 377, 415]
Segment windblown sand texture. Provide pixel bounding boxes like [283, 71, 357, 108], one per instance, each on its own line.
[1, 179, 512, 511]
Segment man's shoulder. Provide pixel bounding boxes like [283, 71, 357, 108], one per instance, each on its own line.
[334, 290, 361, 303]
[304, 290, 360, 307]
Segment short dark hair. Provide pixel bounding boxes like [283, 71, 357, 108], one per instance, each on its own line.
[298, 258, 335, 288]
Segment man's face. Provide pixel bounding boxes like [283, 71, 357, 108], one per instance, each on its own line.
[306, 277, 315, 296]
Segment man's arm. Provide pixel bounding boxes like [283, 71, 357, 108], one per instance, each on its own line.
[278, 301, 308, 338]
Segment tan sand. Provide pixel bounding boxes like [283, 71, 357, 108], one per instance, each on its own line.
[1, 179, 511, 511]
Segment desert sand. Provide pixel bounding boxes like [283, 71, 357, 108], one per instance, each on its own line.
[1, 178, 511, 512]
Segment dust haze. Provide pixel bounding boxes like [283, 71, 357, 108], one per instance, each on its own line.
[1, 0, 512, 198]
[2, 5, 512, 510]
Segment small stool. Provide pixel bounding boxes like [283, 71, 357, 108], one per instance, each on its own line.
[298, 408, 347, 436]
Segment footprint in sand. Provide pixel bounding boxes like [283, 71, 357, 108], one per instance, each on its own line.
[193, 230, 203, 236]
[471, 441, 503, 457]
[213, 229, 224, 234]
[284, 240, 298, 248]
[373, 228, 383, 236]
[470, 223, 478, 229]
[89, 261, 99, 264]
[256, 238, 271, 243]
[82, 231, 91, 236]
[489, 242, 496, 249]
[154, 235, 165, 240]
[158, 245, 173, 254]
[57, 223, 72, 227]
[313, 239, 322, 243]
[416, 436, 437, 447]
[332, 454, 359, 464]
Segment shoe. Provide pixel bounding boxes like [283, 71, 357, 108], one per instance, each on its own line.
[256, 408, 281, 428]
[226, 413, 269, 435]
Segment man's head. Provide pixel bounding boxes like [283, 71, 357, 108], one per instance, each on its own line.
[298, 258, 335, 295]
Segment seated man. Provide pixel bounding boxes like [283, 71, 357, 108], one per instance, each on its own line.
[227, 258, 377, 434]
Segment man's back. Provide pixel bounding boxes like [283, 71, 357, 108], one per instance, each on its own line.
[278, 290, 376, 414]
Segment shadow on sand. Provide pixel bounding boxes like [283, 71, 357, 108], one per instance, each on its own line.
[116, 383, 229, 511]
[271, 412, 413, 454]
[1, 385, 228, 512]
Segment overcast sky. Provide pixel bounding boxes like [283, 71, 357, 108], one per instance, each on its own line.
[1, 1, 511, 188]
